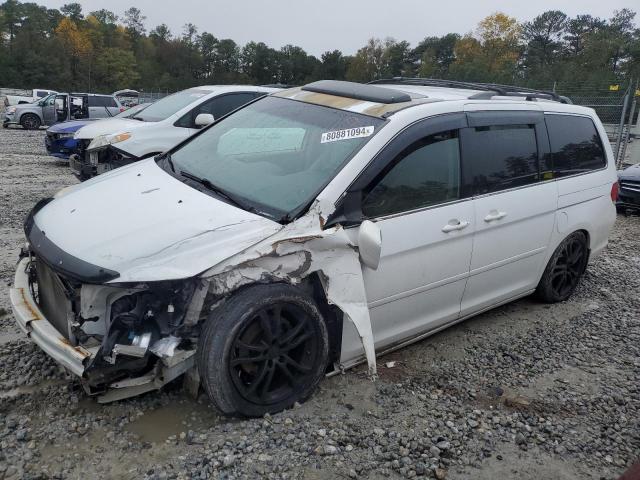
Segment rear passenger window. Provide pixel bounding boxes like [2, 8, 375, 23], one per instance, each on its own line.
[546, 115, 606, 177]
[362, 130, 461, 218]
[463, 124, 538, 195]
[88, 96, 117, 108]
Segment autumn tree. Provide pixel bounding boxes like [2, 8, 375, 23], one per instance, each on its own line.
[54, 16, 92, 89]
[450, 12, 521, 83]
[0, 1, 638, 95]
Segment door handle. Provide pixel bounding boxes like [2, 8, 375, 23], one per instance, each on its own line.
[484, 210, 507, 222]
[442, 219, 470, 233]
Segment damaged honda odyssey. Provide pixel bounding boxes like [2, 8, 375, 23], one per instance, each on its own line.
[10, 79, 618, 416]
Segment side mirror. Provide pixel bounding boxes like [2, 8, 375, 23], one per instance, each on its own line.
[194, 113, 214, 127]
[357, 220, 382, 270]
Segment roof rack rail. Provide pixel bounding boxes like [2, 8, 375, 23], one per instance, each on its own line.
[367, 78, 570, 104]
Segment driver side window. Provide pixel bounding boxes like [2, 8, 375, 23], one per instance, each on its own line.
[362, 130, 461, 218]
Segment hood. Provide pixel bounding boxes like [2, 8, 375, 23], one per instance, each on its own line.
[75, 118, 156, 140]
[619, 163, 640, 180]
[48, 119, 100, 134]
[33, 159, 282, 283]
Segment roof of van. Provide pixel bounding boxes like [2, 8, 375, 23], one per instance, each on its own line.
[273, 80, 573, 118]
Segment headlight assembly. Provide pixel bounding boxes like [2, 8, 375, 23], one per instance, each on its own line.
[87, 132, 131, 151]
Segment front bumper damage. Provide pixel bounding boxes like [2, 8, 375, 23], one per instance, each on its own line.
[10, 253, 199, 403]
[11, 257, 90, 376]
[70, 144, 138, 180]
[10, 198, 378, 403]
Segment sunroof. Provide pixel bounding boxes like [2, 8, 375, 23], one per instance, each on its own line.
[301, 80, 411, 104]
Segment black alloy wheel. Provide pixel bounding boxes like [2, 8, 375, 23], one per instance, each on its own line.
[198, 283, 329, 417]
[229, 303, 318, 405]
[536, 231, 588, 303]
[20, 114, 41, 130]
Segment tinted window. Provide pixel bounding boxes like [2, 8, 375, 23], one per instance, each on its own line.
[36, 91, 48, 98]
[363, 130, 461, 218]
[463, 124, 538, 195]
[546, 115, 606, 177]
[88, 96, 117, 108]
[176, 93, 257, 128]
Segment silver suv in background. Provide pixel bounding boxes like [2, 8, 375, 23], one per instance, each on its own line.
[3, 92, 122, 130]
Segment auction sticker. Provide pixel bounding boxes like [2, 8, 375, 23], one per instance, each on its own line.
[321, 126, 375, 143]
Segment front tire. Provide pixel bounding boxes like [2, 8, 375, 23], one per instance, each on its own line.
[536, 231, 589, 303]
[20, 114, 41, 130]
[198, 283, 329, 417]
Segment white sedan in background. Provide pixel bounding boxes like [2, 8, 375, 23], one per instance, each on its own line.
[71, 85, 281, 180]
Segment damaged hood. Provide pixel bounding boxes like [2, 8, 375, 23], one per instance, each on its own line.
[33, 159, 282, 283]
[74, 118, 155, 140]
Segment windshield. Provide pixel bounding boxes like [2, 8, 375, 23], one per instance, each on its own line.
[36, 94, 55, 106]
[132, 89, 210, 122]
[169, 96, 385, 221]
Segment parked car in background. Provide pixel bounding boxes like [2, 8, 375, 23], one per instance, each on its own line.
[10, 80, 618, 416]
[45, 103, 150, 160]
[4, 92, 122, 130]
[3, 88, 57, 107]
[70, 85, 280, 180]
[3, 93, 55, 128]
[617, 163, 640, 211]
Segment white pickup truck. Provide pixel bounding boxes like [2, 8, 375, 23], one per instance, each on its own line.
[4, 88, 57, 107]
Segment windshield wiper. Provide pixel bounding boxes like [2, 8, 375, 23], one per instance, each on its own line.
[179, 170, 256, 213]
[131, 116, 145, 121]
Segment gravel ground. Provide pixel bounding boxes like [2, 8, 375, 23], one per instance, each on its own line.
[0, 127, 638, 480]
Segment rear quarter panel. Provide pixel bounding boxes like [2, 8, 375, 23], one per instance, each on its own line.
[545, 108, 617, 264]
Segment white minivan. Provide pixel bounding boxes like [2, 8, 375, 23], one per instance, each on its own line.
[70, 85, 280, 180]
[11, 80, 618, 416]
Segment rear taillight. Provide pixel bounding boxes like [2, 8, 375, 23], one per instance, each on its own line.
[611, 182, 619, 202]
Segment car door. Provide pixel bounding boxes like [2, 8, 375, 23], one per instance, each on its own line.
[41, 95, 57, 125]
[459, 110, 558, 316]
[54, 94, 68, 124]
[340, 114, 475, 359]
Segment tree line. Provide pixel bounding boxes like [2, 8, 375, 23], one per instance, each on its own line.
[0, 1, 638, 94]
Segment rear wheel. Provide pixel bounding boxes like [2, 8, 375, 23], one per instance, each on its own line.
[198, 283, 329, 417]
[20, 114, 41, 130]
[536, 231, 589, 303]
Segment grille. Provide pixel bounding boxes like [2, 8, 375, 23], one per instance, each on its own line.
[620, 180, 640, 194]
[35, 259, 72, 339]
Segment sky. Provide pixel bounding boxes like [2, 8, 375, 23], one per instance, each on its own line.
[37, 0, 639, 56]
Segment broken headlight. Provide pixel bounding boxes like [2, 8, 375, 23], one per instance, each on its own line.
[96, 280, 196, 367]
[87, 132, 131, 151]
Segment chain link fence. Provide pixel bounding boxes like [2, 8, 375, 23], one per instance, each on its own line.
[538, 80, 640, 167]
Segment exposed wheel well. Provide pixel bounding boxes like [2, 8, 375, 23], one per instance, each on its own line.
[576, 229, 591, 262]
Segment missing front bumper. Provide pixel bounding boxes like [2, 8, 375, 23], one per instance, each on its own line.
[10, 257, 198, 402]
[10, 257, 92, 376]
